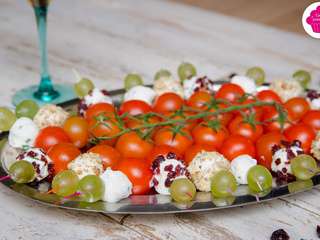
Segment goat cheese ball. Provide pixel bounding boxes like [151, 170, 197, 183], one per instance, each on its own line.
[270, 79, 303, 102]
[187, 151, 230, 192]
[306, 90, 320, 110]
[153, 75, 184, 98]
[151, 152, 189, 195]
[271, 141, 304, 182]
[9, 117, 39, 149]
[100, 168, 133, 203]
[124, 85, 156, 105]
[231, 75, 257, 94]
[230, 154, 257, 185]
[183, 76, 215, 99]
[68, 153, 104, 179]
[34, 104, 69, 129]
[16, 148, 53, 181]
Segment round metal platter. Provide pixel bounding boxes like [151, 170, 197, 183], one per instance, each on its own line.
[1, 83, 320, 214]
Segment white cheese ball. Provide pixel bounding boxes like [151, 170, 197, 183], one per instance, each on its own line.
[311, 132, 320, 160]
[230, 154, 257, 185]
[84, 88, 113, 106]
[100, 168, 133, 203]
[9, 117, 39, 149]
[231, 75, 257, 94]
[68, 153, 104, 179]
[124, 85, 156, 105]
[270, 79, 303, 102]
[309, 98, 320, 110]
[15, 148, 53, 181]
[187, 151, 230, 192]
[153, 76, 184, 98]
[271, 145, 303, 175]
[33, 104, 69, 129]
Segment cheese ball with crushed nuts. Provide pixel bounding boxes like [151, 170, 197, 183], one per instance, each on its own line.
[33, 104, 69, 129]
[68, 153, 104, 179]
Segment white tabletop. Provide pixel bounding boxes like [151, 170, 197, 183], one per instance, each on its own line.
[0, 0, 320, 239]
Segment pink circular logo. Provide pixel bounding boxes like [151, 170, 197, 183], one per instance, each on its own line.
[303, 2, 320, 38]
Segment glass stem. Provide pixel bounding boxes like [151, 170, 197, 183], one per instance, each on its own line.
[33, 6, 59, 101]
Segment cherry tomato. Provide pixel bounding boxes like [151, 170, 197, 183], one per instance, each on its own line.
[215, 83, 245, 102]
[207, 104, 234, 126]
[85, 103, 115, 121]
[256, 90, 282, 112]
[116, 132, 153, 159]
[163, 111, 198, 131]
[88, 117, 121, 146]
[262, 107, 291, 132]
[184, 144, 216, 165]
[187, 91, 212, 110]
[147, 145, 182, 165]
[154, 127, 193, 155]
[119, 100, 152, 116]
[256, 132, 286, 169]
[234, 99, 263, 120]
[48, 143, 81, 174]
[192, 124, 229, 149]
[88, 145, 121, 170]
[228, 116, 263, 142]
[63, 116, 89, 148]
[153, 93, 184, 114]
[284, 123, 315, 152]
[220, 135, 255, 161]
[301, 110, 320, 131]
[115, 158, 152, 195]
[35, 126, 71, 152]
[125, 115, 160, 137]
[284, 97, 310, 121]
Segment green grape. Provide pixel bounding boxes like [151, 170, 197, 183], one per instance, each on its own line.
[15, 100, 39, 119]
[0, 107, 16, 131]
[78, 175, 104, 203]
[291, 154, 318, 180]
[154, 69, 172, 81]
[170, 178, 196, 203]
[9, 160, 35, 183]
[246, 66, 265, 85]
[247, 165, 272, 193]
[74, 78, 95, 98]
[178, 62, 197, 82]
[211, 170, 237, 198]
[288, 179, 313, 194]
[212, 196, 236, 207]
[124, 73, 143, 91]
[52, 170, 79, 197]
[293, 70, 311, 89]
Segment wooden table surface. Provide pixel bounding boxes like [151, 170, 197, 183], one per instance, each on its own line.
[0, 0, 320, 239]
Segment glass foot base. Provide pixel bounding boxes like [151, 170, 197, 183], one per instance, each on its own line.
[12, 84, 76, 106]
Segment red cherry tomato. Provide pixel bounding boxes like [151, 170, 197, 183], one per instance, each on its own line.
[163, 111, 198, 131]
[116, 132, 153, 159]
[154, 127, 193, 155]
[191, 124, 229, 149]
[85, 103, 115, 121]
[48, 143, 81, 174]
[215, 83, 245, 102]
[256, 90, 282, 113]
[187, 91, 212, 110]
[35, 126, 71, 152]
[256, 132, 286, 169]
[63, 116, 89, 148]
[228, 116, 263, 142]
[125, 115, 160, 138]
[147, 145, 182, 166]
[284, 123, 315, 152]
[284, 97, 310, 122]
[262, 107, 291, 132]
[234, 99, 263, 120]
[115, 158, 152, 195]
[88, 145, 121, 170]
[220, 135, 255, 161]
[184, 144, 216, 165]
[301, 110, 320, 131]
[153, 93, 184, 114]
[207, 104, 234, 126]
[119, 100, 152, 116]
[88, 117, 121, 146]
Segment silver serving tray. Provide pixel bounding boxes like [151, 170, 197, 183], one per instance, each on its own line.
[1, 83, 320, 214]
